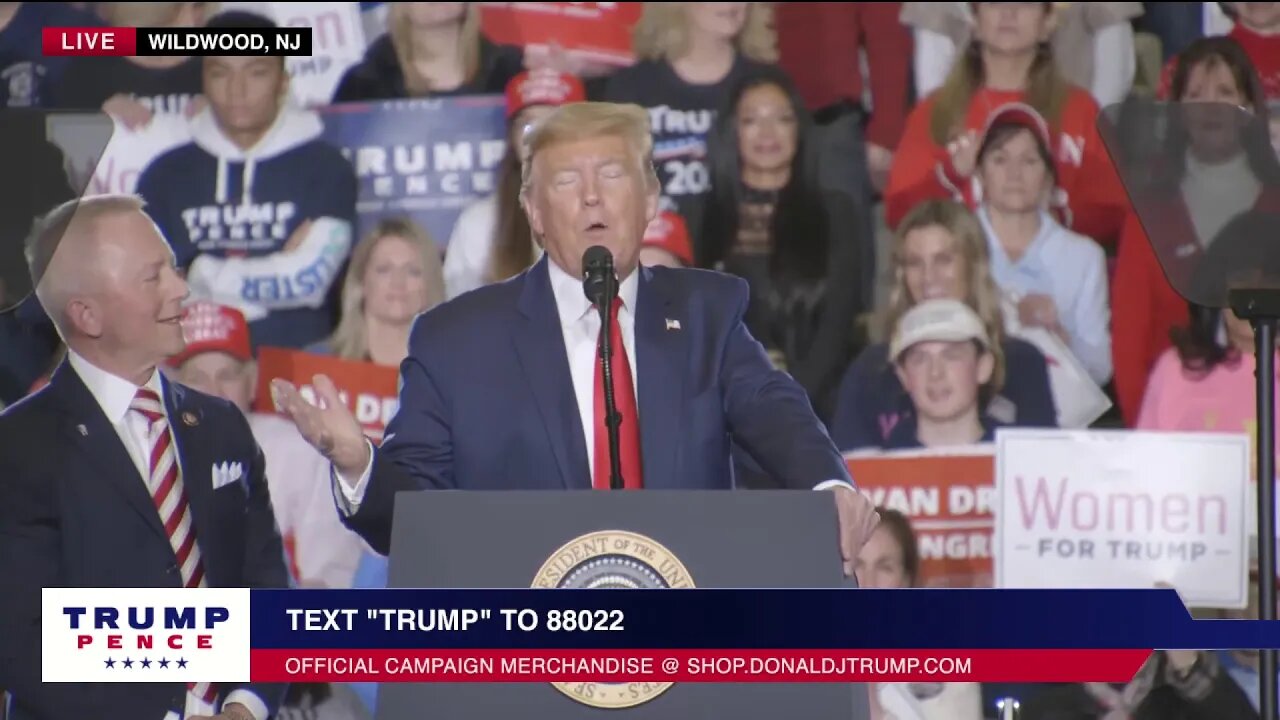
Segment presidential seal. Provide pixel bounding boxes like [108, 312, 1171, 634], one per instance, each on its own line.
[533, 530, 694, 709]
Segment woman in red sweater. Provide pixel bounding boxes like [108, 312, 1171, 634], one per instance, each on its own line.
[885, 2, 1127, 246]
[1157, 3, 1280, 101]
[1112, 36, 1280, 426]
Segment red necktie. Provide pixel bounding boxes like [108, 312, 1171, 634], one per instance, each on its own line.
[130, 388, 219, 706]
[593, 297, 643, 489]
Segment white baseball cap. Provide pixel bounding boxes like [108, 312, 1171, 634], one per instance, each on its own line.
[890, 299, 991, 361]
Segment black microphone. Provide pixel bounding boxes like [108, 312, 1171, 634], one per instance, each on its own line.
[582, 245, 617, 307]
[581, 246, 624, 490]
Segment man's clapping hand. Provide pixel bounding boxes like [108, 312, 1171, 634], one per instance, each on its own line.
[946, 130, 980, 179]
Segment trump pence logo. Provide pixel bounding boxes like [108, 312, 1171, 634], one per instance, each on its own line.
[42, 588, 251, 683]
[532, 530, 694, 709]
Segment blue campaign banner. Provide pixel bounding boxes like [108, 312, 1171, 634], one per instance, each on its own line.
[318, 96, 508, 249]
[249, 588, 1280, 650]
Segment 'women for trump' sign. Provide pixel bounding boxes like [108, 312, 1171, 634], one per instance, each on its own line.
[995, 429, 1250, 608]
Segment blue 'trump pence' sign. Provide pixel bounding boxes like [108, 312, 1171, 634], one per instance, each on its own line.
[319, 96, 508, 249]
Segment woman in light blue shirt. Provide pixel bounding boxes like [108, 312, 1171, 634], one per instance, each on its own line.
[973, 104, 1113, 386]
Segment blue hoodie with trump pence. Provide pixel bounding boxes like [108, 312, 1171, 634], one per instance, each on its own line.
[136, 101, 356, 350]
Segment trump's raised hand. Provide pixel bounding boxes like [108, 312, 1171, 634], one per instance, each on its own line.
[271, 374, 371, 481]
[831, 486, 880, 578]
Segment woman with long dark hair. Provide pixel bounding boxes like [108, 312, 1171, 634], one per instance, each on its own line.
[1112, 36, 1280, 426]
[1137, 210, 1280, 459]
[698, 66, 870, 423]
[443, 70, 585, 298]
[1139, 302, 1263, 430]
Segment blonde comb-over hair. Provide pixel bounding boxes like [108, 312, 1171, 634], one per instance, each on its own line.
[519, 102, 660, 198]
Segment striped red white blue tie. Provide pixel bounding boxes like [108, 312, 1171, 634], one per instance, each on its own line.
[130, 388, 218, 707]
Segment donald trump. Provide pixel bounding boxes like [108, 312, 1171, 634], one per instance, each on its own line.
[272, 102, 878, 573]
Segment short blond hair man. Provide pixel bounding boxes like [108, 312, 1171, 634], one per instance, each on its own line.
[1, 194, 289, 720]
[273, 102, 879, 576]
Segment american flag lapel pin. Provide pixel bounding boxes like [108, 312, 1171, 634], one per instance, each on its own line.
[665, 318, 681, 331]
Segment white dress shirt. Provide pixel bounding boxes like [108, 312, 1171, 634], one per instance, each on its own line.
[334, 259, 638, 509]
[332, 258, 850, 515]
[68, 350, 169, 496]
[67, 350, 268, 720]
[547, 257, 639, 475]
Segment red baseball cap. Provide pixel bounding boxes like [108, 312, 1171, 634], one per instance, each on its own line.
[505, 70, 586, 120]
[980, 102, 1054, 153]
[642, 211, 694, 267]
[167, 301, 252, 368]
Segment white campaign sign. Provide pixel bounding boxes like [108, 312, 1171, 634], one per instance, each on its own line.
[84, 113, 192, 195]
[45, 110, 189, 199]
[996, 429, 1250, 608]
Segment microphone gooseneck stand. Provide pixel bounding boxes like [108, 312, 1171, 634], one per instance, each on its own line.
[1231, 287, 1279, 720]
[582, 246, 625, 490]
[597, 284, 624, 491]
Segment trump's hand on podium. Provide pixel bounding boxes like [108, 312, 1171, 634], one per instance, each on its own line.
[271, 375, 371, 482]
[831, 486, 880, 578]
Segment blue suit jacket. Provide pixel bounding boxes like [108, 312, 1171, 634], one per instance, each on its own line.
[0, 361, 289, 720]
[344, 256, 853, 554]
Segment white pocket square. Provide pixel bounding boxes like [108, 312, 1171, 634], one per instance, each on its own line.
[212, 461, 244, 490]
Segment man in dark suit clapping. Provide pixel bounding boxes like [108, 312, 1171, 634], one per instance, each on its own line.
[0, 195, 289, 720]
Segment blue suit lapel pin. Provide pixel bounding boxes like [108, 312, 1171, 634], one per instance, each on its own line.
[77, 423, 88, 436]
[182, 411, 199, 427]
[665, 318, 681, 331]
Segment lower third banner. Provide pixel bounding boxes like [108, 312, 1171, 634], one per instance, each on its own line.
[45, 586, 1280, 688]
[42, 588, 1163, 685]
